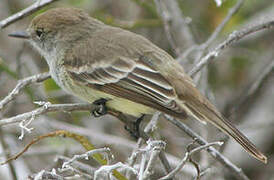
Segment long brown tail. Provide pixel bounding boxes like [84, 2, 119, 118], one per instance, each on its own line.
[182, 99, 267, 164]
[209, 113, 267, 163]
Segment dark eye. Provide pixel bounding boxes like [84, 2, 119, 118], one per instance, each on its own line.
[36, 29, 43, 38]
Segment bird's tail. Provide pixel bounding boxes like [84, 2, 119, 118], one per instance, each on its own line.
[209, 112, 267, 163]
[182, 100, 267, 164]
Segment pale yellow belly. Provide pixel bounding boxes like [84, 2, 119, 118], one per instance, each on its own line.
[78, 86, 155, 117]
[61, 76, 155, 117]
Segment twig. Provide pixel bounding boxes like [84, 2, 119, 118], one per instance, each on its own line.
[154, 0, 195, 53]
[0, 0, 60, 29]
[154, 0, 180, 55]
[59, 148, 113, 179]
[0, 72, 50, 111]
[61, 148, 113, 170]
[30, 170, 64, 180]
[201, 0, 244, 50]
[56, 156, 96, 177]
[137, 140, 166, 180]
[189, 19, 274, 77]
[164, 115, 250, 180]
[94, 162, 137, 180]
[229, 59, 274, 115]
[159, 141, 223, 180]
[0, 103, 94, 126]
[180, 0, 244, 60]
[142, 140, 166, 180]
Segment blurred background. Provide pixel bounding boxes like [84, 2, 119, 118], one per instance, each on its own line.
[0, 0, 273, 179]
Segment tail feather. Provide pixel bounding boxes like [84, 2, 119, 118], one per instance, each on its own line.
[184, 101, 267, 164]
[209, 113, 267, 163]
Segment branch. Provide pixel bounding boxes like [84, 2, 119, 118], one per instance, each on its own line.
[164, 115, 250, 180]
[180, 0, 244, 61]
[159, 141, 223, 180]
[0, 103, 94, 126]
[189, 19, 274, 77]
[229, 59, 274, 115]
[201, 0, 244, 51]
[154, 0, 195, 54]
[56, 156, 96, 177]
[142, 140, 166, 180]
[0, 72, 50, 111]
[0, 0, 61, 29]
[61, 148, 113, 170]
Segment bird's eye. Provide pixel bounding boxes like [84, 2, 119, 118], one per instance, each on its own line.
[35, 29, 43, 38]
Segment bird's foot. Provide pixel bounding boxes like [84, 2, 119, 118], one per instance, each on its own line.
[124, 114, 145, 139]
[91, 98, 108, 117]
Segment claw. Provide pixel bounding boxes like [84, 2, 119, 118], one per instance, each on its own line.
[91, 98, 108, 117]
[124, 114, 145, 139]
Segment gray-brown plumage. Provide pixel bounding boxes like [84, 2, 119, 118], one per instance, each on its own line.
[9, 8, 267, 163]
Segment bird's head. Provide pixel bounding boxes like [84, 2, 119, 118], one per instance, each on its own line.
[9, 8, 103, 58]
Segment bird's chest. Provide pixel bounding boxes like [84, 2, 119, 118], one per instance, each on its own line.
[48, 58, 71, 92]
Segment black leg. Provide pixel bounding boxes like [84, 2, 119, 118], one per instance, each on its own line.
[124, 114, 145, 139]
[91, 98, 108, 117]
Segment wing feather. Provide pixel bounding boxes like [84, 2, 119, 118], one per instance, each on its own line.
[65, 56, 186, 117]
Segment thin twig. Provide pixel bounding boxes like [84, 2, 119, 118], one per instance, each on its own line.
[94, 162, 137, 180]
[56, 156, 96, 177]
[154, 0, 195, 54]
[159, 142, 223, 180]
[142, 141, 166, 180]
[154, 0, 180, 55]
[62, 148, 113, 169]
[164, 115, 250, 180]
[201, 0, 244, 50]
[30, 170, 64, 180]
[229, 59, 274, 115]
[179, 0, 244, 60]
[189, 19, 274, 77]
[0, 103, 94, 126]
[0, 0, 61, 29]
[0, 72, 50, 111]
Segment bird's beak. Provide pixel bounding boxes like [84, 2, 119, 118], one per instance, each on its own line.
[8, 31, 30, 39]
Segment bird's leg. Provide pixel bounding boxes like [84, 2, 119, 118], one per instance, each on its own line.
[124, 114, 145, 139]
[91, 98, 108, 117]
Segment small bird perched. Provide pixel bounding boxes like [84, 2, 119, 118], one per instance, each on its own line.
[9, 8, 267, 163]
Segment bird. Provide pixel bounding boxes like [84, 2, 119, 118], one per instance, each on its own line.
[8, 7, 267, 163]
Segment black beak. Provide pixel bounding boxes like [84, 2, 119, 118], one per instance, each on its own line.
[8, 31, 30, 39]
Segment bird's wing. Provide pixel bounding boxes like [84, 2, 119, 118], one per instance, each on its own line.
[64, 54, 187, 118]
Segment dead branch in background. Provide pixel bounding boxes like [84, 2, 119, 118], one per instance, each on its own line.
[0, 72, 50, 111]
[164, 115, 250, 180]
[0, 0, 61, 29]
[159, 141, 223, 180]
[189, 19, 274, 77]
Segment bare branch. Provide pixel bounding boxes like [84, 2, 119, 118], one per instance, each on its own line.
[189, 19, 274, 77]
[0, 103, 93, 126]
[154, 0, 195, 54]
[229, 59, 274, 115]
[61, 148, 113, 170]
[142, 140, 166, 180]
[94, 162, 137, 180]
[202, 0, 244, 50]
[30, 170, 64, 180]
[180, 0, 244, 60]
[159, 141, 223, 180]
[56, 156, 96, 177]
[0, 72, 50, 111]
[0, 0, 61, 29]
[164, 115, 250, 180]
